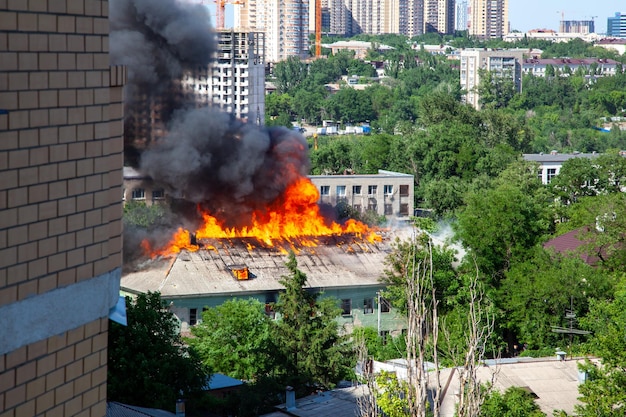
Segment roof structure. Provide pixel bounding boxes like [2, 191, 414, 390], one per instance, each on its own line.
[523, 152, 600, 164]
[261, 386, 370, 417]
[206, 373, 245, 390]
[122, 230, 404, 298]
[544, 227, 598, 265]
[106, 402, 176, 417]
[438, 357, 594, 416]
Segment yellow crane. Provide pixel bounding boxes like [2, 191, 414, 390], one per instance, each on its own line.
[315, 0, 321, 57]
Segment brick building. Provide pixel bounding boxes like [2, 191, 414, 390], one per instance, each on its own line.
[0, 2, 124, 416]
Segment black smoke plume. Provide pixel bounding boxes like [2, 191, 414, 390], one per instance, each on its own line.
[110, 0, 310, 264]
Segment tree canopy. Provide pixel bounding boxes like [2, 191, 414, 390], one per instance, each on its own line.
[107, 292, 208, 411]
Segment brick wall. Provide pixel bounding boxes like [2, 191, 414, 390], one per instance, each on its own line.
[0, 318, 109, 417]
[0, 1, 124, 416]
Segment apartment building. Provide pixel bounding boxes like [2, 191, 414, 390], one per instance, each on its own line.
[309, 170, 415, 222]
[459, 48, 523, 109]
[0, 2, 125, 416]
[424, 0, 455, 34]
[468, 0, 509, 39]
[455, 0, 469, 31]
[522, 58, 619, 78]
[122, 167, 166, 206]
[559, 20, 595, 34]
[195, 30, 266, 125]
[235, 0, 309, 62]
[523, 152, 602, 185]
[125, 30, 265, 149]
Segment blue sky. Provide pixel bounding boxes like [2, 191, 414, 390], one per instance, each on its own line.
[508, 1, 620, 34]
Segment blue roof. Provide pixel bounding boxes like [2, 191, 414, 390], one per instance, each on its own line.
[207, 373, 244, 390]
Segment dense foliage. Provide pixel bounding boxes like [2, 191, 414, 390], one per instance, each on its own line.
[187, 253, 353, 414]
[285, 33, 626, 415]
[107, 292, 208, 411]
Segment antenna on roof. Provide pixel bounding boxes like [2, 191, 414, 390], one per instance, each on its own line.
[551, 296, 591, 360]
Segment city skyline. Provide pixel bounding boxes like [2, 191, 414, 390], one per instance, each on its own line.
[212, 1, 620, 36]
[509, 1, 618, 34]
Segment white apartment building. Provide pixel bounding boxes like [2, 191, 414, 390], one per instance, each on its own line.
[522, 58, 619, 78]
[309, 170, 415, 221]
[235, 0, 309, 62]
[184, 30, 266, 124]
[459, 48, 523, 109]
[455, 0, 469, 31]
[468, 0, 509, 39]
[523, 152, 601, 185]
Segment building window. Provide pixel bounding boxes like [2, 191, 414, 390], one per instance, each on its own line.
[336, 185, 346, 196]
[368, 185, 377, 195]
[384, 204, 393, 215]
[189, 308, 198, 326]
[320, 185, 330, 196]
[152, 189, 164, 200]
[381, 330, 389, 345]
[367, 202, 377, 212]
[547, 168, 557, 183]
[380, 297, 391, 313]
[265, 303, 276, 319]
[353, 185, 362, 195]
[363, 298, 373, 314]
[353, 204, 361, 212]
[131, 188, 145, 200]
[384, 185, 393, 195]
[341, 299, 352, 316]
[537, 169, 543, 181]
[399, 184, 409, 196]
[400, 204, 409, 215]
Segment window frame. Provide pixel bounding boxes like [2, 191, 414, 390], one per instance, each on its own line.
[320, 185, 330, 196]
[131, 188, 145, 200]
[340, 298, 352, 316]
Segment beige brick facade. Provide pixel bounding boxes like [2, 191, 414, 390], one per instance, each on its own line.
[0, 1, 124, 416]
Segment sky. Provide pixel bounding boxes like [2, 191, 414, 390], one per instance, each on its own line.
[508, 0, 620, 34]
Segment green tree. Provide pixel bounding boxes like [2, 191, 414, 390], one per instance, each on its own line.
[375, 371, 410, 417]
[477, 69, 517, 110]
[480, 387, 546, 417]
[108, 292, 207, 411]
[324, 87, 375, 124]
[273, 56, 307, 94]
[189, 299, 277, 381]
[454, 161, 554, 281]
[274, 252, 354, 391]
[549, 157, 599, 205]
[498, 246, 613, 350]
[293, 87, 325, 125]
[265, 93, 293, 120]
[576, 285, 626, 417]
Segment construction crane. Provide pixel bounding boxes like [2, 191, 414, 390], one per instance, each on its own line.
[315, 0, 321, 57]
[213, 0, 244, 29]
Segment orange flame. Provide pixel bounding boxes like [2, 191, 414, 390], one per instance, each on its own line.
[144, 177, 381, 257]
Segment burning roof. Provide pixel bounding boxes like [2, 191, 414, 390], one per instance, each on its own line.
[121, 233, 395, 298]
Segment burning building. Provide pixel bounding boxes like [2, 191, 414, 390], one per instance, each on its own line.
[121, 232, 407, 335]
[112, 0, 407, 337]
